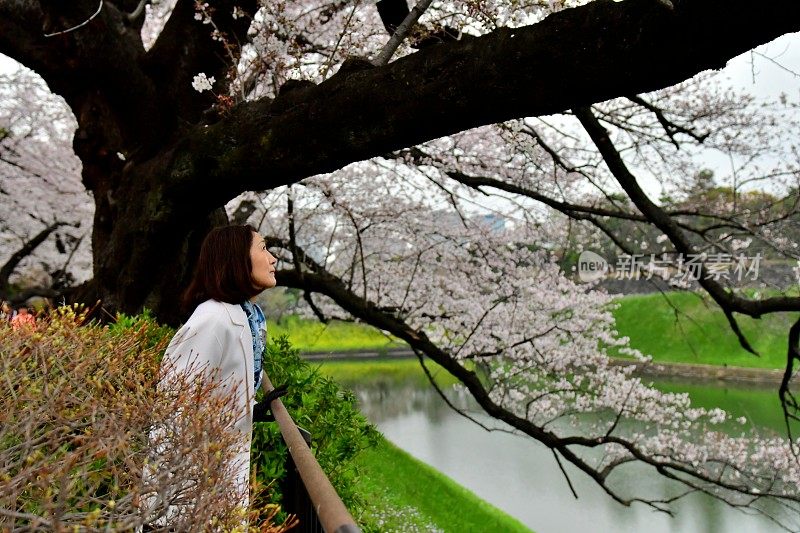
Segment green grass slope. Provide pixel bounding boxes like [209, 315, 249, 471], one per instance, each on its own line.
[268, 315, 403, 352]
[317, 358, 459, 389]
[610, 291, 794, 369]
[355, 438, 532, 533]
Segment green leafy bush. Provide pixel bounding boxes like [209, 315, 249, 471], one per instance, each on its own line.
[106, 308, 175, 351]
[252, 336, 380, 514]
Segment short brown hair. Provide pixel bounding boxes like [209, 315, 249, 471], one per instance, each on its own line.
[182, 225, 260, 312]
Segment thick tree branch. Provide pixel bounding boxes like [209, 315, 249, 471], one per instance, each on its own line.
[0, 0, 257, 157]
[0, 1, 161, 152]
[4, 0, 799, 207]
[161, 0, 800, 204]
[0, 222, 67, 297]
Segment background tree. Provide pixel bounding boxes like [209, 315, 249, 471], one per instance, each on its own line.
[2, 0, 800, 524]
[0, 66, 91, 302]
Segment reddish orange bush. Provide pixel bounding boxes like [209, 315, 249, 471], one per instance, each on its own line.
[0, 306, 290, 532]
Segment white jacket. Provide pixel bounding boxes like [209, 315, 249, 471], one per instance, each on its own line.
[161, 299, 258, 506]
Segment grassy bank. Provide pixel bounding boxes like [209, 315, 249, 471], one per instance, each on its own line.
[317, 360, 530, 531]
[308, 359, 527, 531]
[610, 291, 795, 369]
[268, 315, 403, 352]
[270, 292, 798, 369]
[355, 437, 532, 532]
[316, 358, 459, 389]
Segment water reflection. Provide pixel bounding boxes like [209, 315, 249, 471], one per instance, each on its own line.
[348, 379, 795, 533]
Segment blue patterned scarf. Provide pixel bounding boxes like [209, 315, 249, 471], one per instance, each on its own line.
[240, 300, 266, 392]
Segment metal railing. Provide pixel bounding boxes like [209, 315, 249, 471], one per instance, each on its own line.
[261, 374, 362, 533]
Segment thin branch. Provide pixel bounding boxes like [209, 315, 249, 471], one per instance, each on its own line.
[373, 0, 435, 66]
[779, 316, 800, 454]
[627, 94, 710, 146]
[722, 306, 758, 356]
[752, 50, 800, 78]
[413, 348, 496, 432]
[287, 187, 303, 280]
[321, 1, 361, 80]
[44, 1, 104, 37]
[552, 448, 580, 499]
[303, 291, 328, 324]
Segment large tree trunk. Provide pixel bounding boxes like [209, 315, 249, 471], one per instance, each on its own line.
[73, 140, 229, 324]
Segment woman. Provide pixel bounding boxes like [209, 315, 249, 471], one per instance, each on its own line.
[149, 224, 284, 525]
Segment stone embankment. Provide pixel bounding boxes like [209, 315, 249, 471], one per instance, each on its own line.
[303, 348, 796, 386]
[610, 359, 795, 386]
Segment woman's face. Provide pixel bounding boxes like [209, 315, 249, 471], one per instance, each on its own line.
[250, 232, 277, 291]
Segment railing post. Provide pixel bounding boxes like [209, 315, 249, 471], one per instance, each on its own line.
[261, 374, 362, 533]
[281, 427, 322, 532]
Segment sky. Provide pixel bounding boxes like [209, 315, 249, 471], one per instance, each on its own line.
[723, 32, 800, 100]
[702, 32, 800, 184]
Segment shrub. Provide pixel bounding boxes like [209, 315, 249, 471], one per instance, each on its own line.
[1, 307, 378, 530]
[0, 306, 287, 532]
[252, 336, 380, 515]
